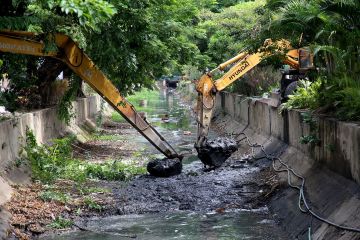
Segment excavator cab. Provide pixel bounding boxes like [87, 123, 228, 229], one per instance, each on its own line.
[299, 48, 314, 72]
[280, 48, 314, 102]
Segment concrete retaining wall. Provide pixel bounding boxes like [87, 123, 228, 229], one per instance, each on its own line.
[218, 92, 360, 185]
[0, 96, 101, 174]
[0, 96, 102, 239]
[215, 93, 360, 239]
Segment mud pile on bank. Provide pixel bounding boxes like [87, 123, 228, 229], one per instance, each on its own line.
[113, 158, 277, 214]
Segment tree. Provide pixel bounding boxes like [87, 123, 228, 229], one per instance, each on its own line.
[257, 0, 360, 120]
[0, 0, 203, 114]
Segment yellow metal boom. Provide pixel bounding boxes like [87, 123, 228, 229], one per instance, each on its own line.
[195, 39, 314, 146]
[0, 30, 180, 159]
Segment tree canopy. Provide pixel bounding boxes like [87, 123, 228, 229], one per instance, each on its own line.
[1, 0, 359, 120]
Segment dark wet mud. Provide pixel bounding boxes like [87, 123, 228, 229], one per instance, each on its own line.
[196, 137, 238, 168]
[114, 159, 274, 214]
[147, 158, 182, 177]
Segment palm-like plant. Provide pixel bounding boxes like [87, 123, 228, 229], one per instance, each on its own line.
[261, 0, 360, 119]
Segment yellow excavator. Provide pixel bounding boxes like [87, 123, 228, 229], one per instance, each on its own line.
[0, 30, 183, 176]
[0, 30, 314, 176]
[194, 39, 314, 167]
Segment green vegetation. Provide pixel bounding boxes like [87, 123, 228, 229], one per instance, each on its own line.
[23, 128, 146, 183]
[1, 0, 359, 121]
[92, 134, 126, 141]
[83, 196, 103, 211]
[280, 80, 322, 112]
[299, 112, 320, 145]
[258, 0, 360, 121]
[39, 190, 71, 204]
[111, 89, 161, 123]
[47, 216, 73, 229]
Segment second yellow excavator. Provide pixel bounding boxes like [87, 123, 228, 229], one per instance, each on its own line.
[195, 39, 314, 167]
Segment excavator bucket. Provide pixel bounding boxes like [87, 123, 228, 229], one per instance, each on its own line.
[147, 158, 182, 177]
[195, 137, 238, 168]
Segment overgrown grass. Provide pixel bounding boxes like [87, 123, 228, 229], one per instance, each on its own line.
[83, 196, 103, 211]
[126, 88, 160, 103]
[92, 133, 126, 141]
[112, 88, 160, 123]
[47, 216, 73, 229]
[23, 128, 146, 184]
[39, 190, 71, 204]
[111, 112, 127, 123]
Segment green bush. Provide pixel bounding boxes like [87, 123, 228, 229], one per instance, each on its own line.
[23, 129, 146, 183]
[280, 75, 360, 121]
[280, 79, 322, 112]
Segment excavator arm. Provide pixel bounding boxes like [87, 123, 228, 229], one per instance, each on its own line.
[195, 39, 313, 149]
[0, 30, 181, 160]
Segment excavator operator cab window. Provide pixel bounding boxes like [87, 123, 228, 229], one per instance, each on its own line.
[299, 49, 314, 71]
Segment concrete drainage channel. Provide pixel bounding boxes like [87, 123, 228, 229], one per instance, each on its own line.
[2, 90, 360, 239]
[38, 90, 289, 240]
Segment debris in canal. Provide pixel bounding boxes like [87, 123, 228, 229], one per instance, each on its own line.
[196, 137, 238, 167]
[147, 158, 183, 177]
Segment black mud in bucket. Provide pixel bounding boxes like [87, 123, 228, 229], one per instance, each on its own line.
[195, 137, 238, 168]
[147, 158, 182, 177]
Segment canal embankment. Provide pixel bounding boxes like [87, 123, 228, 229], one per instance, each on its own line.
[0, 96, 102, 239]
[215, 91, 360, 239]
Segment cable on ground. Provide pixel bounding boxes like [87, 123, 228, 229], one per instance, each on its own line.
[236, 132, 360, 234]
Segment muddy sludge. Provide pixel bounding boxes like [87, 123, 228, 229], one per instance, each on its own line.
[196, 137, 238, 167]
[146, 137, 239, 177]
[147, 158, 182, 177]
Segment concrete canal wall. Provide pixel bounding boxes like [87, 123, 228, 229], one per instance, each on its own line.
[0, 96, 102, 239]
[215, 91, 360, 240]
[0, 96, 102, 175]
[218, 91, 360, 185]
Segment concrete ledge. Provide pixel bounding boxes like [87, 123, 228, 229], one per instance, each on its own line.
[218, 91, 360, 185]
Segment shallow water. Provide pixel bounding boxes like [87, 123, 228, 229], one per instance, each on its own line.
[44, 210, 285, 240]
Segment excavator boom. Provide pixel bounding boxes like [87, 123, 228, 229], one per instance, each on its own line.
[0, 30, 180, 160]
[195, 39, 314, 167]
